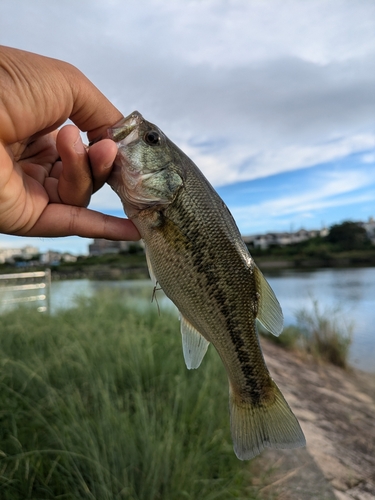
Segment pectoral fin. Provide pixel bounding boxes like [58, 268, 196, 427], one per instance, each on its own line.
[180, 314, 210, 369]
[254, 265, 283, 336]
[145, 246, 157, 286]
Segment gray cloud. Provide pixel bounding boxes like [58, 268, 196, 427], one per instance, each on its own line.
[1, 0, 374, 187]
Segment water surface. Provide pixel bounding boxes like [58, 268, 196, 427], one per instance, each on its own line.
[2, 268, 374, 372]
[48, 268, 375, 373]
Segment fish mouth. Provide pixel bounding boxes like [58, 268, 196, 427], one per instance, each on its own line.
[88, 111, 143, 146]
[106, 111, 143, 197]
[107, 111, 143, 144]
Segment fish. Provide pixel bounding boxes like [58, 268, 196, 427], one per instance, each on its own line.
[103, 111, 306, 460]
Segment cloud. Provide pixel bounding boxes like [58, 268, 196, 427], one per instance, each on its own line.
[188, 132, 375, 187]
[361, 153, 375, 164]
[230, 167, 375, 232]
[0, 0, 374, 252]
[98, 0, 375, 67]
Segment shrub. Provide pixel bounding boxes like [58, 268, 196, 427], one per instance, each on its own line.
[261, 299, 353, 369]
[259, 323, 301, 350]
[296, 300, 353, 368]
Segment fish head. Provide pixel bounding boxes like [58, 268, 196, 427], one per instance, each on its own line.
[105, 111, 184, 218]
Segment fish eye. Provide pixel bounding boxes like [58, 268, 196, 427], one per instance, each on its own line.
[144, 130, 160, 146]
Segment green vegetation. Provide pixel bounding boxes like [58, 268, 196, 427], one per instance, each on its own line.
[295, 300, 353, 368]
[249, 221, 375, 267]
[262, 300, 353, 369]
[327, 221, 371, 251]
[260, 324, 301, 351]
[2, 221, 374, 277]
[0, 292, 257, 499]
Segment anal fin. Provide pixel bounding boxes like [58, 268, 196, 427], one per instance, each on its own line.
[180, 314, 210, 369]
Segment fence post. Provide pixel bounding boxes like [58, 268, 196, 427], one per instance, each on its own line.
[0, 270, 51, 313]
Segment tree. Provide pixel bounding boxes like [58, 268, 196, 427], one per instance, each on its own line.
[326, 221, 370, 250]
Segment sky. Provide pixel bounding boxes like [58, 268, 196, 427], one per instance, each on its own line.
[0, 0, 374, 255]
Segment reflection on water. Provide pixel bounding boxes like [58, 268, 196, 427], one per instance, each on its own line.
[2, 268, 375, 373]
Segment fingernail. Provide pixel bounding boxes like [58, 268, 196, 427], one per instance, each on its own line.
[73, 133, 86, 155]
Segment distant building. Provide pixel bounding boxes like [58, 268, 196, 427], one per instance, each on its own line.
[0, 245, 39, 264]
[40, 251, 77, 265]
[361, 217, 375, 244]
[88, 238, 144, 256]
[243, 228, 327, 250]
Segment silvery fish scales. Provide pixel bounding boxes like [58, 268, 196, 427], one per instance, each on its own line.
[105, 111, 305, 460]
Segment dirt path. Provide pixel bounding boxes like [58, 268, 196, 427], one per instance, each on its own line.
[252, 339, 375, 500]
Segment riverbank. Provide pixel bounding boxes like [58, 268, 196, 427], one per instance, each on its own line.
[257, 338, 375, 499]
[1, 243, 375, 280]
[39, 258, 375, 280]
[253, 251, 375, 269]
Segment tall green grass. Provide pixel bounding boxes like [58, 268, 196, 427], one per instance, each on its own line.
[0, 291, 257, 499]
[261, 299, 353, 369]
[295, 300, 353, 368]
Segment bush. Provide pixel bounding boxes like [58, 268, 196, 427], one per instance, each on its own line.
[327, 221, 371, 251]
[261, 300, 353, 369]
[260, 323, 301, 350]
[296, 300, 353, 368]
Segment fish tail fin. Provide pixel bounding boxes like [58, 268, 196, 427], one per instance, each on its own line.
[229, 381, 305, 460]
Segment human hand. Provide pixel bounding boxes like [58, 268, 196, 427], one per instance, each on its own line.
[0, 45, 140, 241]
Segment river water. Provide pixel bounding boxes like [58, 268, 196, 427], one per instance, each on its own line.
[45, 267, 375, 373]
[264, 267, 375, 373]
[1, 267, 374, 372]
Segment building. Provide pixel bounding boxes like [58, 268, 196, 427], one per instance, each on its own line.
[88, 238, 144, 256]
[361, 217, 375, 244]
[0, 246, 39, 264]
[243, 228, 328, 250]
[40, 251, 77, 265]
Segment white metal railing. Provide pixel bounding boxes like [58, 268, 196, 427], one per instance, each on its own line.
[0, 270, 51, 313]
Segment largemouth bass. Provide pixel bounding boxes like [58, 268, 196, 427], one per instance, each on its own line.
[104, 111, 305, 460]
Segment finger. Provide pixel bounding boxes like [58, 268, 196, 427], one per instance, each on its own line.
[43, 177, 62, 204]
[25, 203, 141, 240]
[88, 139, 118, 193]
[56, 125, 92, 207]
[50, 160, 63, 179]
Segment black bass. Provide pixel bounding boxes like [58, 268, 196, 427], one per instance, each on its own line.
[104, 111, 305, 460]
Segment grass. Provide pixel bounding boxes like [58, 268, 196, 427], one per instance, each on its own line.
[0, 291, 257, 499]
[295, 300, 353, 368]
[261, 300, 353, 369]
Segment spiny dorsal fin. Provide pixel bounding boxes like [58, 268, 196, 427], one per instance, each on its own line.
[180, 314, 210, 369]
[253, 265, 283, 336]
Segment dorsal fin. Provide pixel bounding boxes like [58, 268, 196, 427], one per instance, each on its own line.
[180, 314, 210, 369]
[253, 265, 283, 336]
